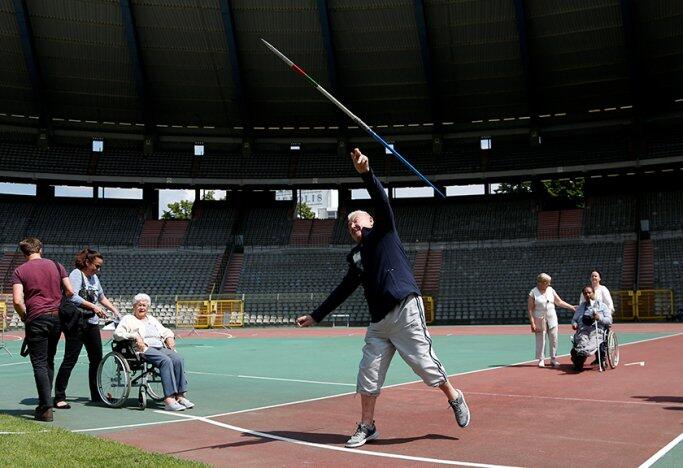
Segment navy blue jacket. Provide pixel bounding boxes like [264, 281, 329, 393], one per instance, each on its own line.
[311, 170, 421, 323]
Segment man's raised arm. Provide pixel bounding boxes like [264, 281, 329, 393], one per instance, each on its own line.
[350, 148, 395, 232]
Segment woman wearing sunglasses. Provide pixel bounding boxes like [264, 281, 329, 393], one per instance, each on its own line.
[54, 248, 120, 408]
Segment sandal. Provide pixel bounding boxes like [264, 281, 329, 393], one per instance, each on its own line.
[54, 401, 71, 409]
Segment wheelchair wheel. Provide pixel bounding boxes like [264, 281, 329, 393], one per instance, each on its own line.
[145, 367, 165, 401]
[97, 352, 131, 408]
[607, 331, 619, 369]
[138, 387, 147, 410]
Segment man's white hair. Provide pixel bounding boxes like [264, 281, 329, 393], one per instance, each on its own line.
[133, 293, 151, 306]
[347, 210, 371, 222]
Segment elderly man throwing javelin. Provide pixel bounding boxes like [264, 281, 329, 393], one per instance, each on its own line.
[297, 148, 470, 448]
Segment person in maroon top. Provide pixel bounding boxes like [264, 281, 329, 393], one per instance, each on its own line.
[11, 237, 75, 422]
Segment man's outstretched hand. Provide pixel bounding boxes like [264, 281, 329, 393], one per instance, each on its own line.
[296, 314, 316, 327]
[350, 148, 369, 174]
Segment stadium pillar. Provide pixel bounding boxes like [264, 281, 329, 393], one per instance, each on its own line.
[338, 188, 351, 207]
[143, 186, 158, 219]
[35, 182, 53, 201]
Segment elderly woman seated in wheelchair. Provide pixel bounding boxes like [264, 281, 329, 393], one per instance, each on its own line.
[98, 293, 194, 411]
[570, 285, 619, 371]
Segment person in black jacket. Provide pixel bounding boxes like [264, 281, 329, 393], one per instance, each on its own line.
[297, 148, 470, 448]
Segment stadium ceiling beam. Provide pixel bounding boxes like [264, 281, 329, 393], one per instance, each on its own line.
[12, 0, 50, 131]
[412, 0, 441, 130]
[219, 0, 250, 129]
[119, 0, 153, 134]
[316, 0, 339, 95]
[513, 0, 538, 122]
[316, 0, 345, 131]
[619, 0, 643, 120]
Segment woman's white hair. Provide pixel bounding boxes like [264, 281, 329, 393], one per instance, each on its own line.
[537, 273, 551, 283]
[133, 293, 151, 306]
[347, 210, 370, 222]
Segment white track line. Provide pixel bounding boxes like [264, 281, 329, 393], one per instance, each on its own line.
[72, 418, 189, 433]
[187, 370, 356, 387]
[0, 362, 28, 367]
[237, 374, 356, 387]
[160, 411, 522, 468]
[639, 433, 683, 468]
[78, 332, 682, 432]
[187, 370, 237, 377]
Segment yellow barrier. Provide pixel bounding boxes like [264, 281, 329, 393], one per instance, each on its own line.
[0, 302, 6, 332]
[175, 299, 244, 329]
[612, 290, 636, 321]
[423, 296, 435, 324]
[175, 300, 212, 329]
[612, 289, 673, 321]
[214, 299, 244, 328]
[635, 289, 673, 321]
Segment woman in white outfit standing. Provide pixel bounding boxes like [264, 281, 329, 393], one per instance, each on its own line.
[578, 270, 614, 312]
[527, 273, 576, 367]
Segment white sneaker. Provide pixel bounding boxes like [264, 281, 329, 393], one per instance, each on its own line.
[177, 397, 195, 409]
[537, 360, 545, 368]
[345, 422, 379, 448]
[164, 401, 185, 411]
[551, 360, 560, 368]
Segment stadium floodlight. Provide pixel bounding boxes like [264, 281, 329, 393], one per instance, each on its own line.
[194, 143, 204, 156]
[290, 143, 301, 151]
[92, 139, 103, 153]
[480, 137, 492, 151]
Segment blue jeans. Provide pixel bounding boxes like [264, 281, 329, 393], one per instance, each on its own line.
[142, 347, 187, 398]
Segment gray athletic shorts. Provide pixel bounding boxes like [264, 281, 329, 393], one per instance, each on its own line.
[357, 294, 449, 395]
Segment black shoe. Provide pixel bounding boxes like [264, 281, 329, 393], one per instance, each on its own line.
[35, 406, 53, 422]
[571, 349, 584, 371]
[53, 400, 71, 409]
[449, 390, 471, 428]
[345, 422, 379, 448]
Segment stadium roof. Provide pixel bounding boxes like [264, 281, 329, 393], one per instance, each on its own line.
[1, 0, 682, 134]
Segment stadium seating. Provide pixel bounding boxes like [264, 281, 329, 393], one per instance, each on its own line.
[432, 196, 537, 241]
[641, 190, 683, 232]
[0, 199, 33, 245]
[184, 202, 238, 246]
[652, 237, 683, 312]
[240, 204, 293, 246]
[437, 240, 624, 324]
[0, 198, 145, 246]
[234, 248, 377, 324]
[583, 193, 637, 235]
[0, 143, 90, 175]
[1, 185, 680, 328]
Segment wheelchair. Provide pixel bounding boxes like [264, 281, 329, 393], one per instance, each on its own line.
[571, 323, 620, 371]
[96, 340, 165, 409]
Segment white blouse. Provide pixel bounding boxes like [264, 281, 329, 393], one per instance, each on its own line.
[529, 286, 558, 328]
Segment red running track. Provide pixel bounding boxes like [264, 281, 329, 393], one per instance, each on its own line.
[103, 332, 683, 467]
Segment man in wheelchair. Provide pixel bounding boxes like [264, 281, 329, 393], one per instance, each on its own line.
[570, 285, 613, 371]
[113, 293, 194, 411]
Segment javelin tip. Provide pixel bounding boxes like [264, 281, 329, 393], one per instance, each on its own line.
[260, 38, 293, 67]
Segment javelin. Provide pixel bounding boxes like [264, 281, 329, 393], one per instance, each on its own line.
[261, 39, 446, 198]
